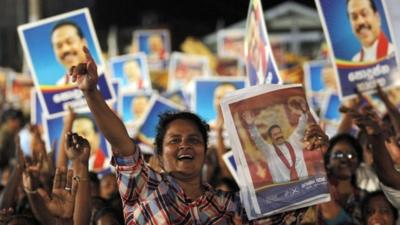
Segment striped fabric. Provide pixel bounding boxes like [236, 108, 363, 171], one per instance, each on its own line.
[113, 145, 305, 225]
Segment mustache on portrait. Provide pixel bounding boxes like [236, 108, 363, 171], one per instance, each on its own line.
[356, 23, 372, 33]
[61, 51, 76, 60]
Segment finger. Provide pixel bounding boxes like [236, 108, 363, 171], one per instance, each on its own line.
[53, 168, 62, 189]
[59, 167, 67, 188]
[76, 63, 87, 74]
[65, 132, 73, 149]
[37, 188, 51, 203]
[69, 66, 76, 76]
[15, 135, 25, 167]
[83, 46, 94, 63]
[70, 178, 79, 198]
[339, 105, 354, 113]
[65, 169, 73, 191]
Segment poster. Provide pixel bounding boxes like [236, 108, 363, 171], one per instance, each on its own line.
[133, 29, 170, 70]
[221, 84, 329, 216]
[18, 8, 115, 116]
[315, 0, 400, 99]
[109, 53, 151, 91]
[244, 0, 281, 86]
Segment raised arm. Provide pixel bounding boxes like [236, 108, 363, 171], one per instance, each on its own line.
[65, 132, 91, 225]
[57, 107, 75, 168]
[242, 111, 271, 153]
[376, 85, 400, 141]
[69, 47, 134, 156]
[344, 105, 400, 189]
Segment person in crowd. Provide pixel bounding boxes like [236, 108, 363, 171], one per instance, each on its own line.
[362, 191, 397, 225]
[318, 133, 364, 225]
[67, 46, 329, 224]
[0, 109, 24, 169]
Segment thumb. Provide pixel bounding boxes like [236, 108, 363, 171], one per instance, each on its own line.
[37, 188, 51, 203]
[70, 179, 79, 198]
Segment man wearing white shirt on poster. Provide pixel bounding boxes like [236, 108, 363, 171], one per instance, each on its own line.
[243, 107, 308, 183]
[347, 0, 395, 62]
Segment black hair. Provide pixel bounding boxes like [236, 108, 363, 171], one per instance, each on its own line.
[215, 177, 239, 192]
[154, 111, 209, 155]
[2, 108, 24, 125]
[4, 215, 40, 225]
[346, 0, 377, 13]
[89, 171, 100, 186]
[52, 20, 84, 38]
[93, 207, 121, 225]
[362, 191, 398, 224]
[324, 133, 363, 167]
[267, 124, 281, 138]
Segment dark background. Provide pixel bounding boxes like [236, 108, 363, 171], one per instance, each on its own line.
[0, 0, 315, 71]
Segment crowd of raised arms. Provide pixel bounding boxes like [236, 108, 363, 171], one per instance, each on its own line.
[0, 47, 399, 225]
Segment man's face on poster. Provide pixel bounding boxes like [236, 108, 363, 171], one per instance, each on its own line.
[213, 84, 236, 115]
[347, 0, 381, 48]
[123, 60, 142, 84]
[131, 96, 149, 120]
[269, 126, 285, 145]
[51, 24, 88, 70]
[72, 117, 100, 155]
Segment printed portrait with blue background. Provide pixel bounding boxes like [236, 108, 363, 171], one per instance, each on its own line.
[304, 61, 326, 112]
[19, 9, 115, 116]
[20, 11, 101, 86]
[194, 78, 245, 123]
[317, 0, 398, 98]
[43, 112, 111, 171]
[135, 30, 170, 55]
[321, 93, 341, 123]
[318, 0, 392, 61]
[138, 96, 182, 145]
[110, 53, 151, 90]
[134, 30, 170, 70]
[162, 89, 190, 110]
[31, 91, 43, 125]
[119, 91, 152, 124]
[111, 79, 120, 112]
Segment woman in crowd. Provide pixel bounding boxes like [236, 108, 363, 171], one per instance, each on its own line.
[67, 46, 329, 224]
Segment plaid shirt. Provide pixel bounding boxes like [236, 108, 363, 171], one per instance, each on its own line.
[113, 145, 305, 225]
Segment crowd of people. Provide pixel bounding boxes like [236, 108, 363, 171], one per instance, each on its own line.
[0, 43, 400, 225]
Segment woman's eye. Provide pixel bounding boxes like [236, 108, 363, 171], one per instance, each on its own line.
[170, 138, 180, 144]
[189, 138, 201, 144]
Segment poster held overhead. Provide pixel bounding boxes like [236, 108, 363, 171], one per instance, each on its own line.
[18, 8, 115, 117]
[221, 84, 330, 217]
[244, 0, 281, 86]
[315, 0, 400, 99]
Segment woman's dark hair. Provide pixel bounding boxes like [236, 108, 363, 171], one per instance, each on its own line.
[154, 111, 210, 155]
[362, 191, 398, 224]
[324, 133, 363, 167]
